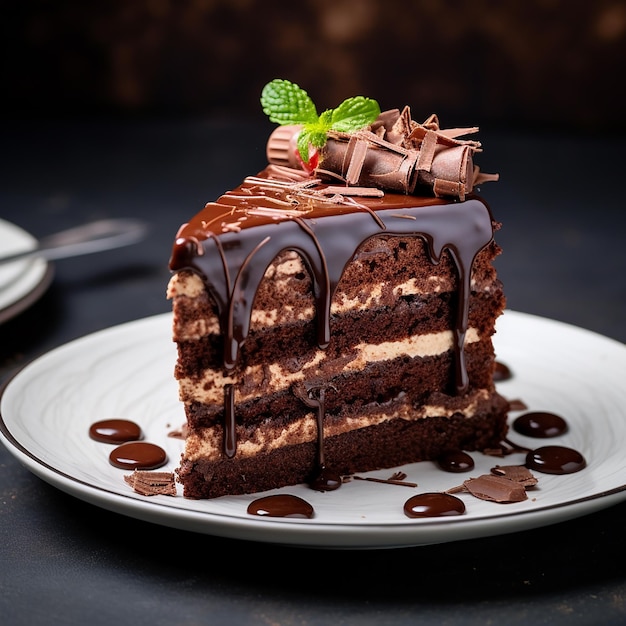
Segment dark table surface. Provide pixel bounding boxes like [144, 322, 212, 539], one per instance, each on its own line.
[1, 118, 625, 626]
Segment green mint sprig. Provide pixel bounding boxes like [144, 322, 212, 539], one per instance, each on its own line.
[261, 79, 381, 162]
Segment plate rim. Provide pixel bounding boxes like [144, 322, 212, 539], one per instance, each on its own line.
[1, 310, 625, 549]
[0, 218, 53, 323]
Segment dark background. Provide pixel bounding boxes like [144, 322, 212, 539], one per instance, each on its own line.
[4, 0, 626, 132]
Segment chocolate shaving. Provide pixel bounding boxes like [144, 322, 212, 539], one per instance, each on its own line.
[461, 474, 528, 503]
[316, 107, 497, 200]
[353, 473, 418, 488]
[320, 186, 385, 197]
[124, 471, 177, 496]
[491, 465, 538, 488]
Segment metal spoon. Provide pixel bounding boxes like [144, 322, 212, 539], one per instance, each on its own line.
[0, 218, 148, 266]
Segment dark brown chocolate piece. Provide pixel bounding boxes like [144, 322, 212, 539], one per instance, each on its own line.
[490, 464, 538, 487]
[124, 471, 177, 496]
[462, 474, 528, 503]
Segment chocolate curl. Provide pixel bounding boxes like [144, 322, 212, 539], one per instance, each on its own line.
[328, 107, 498, 199]
[319, 120, 485, 200]
[265, 109, 498, 200]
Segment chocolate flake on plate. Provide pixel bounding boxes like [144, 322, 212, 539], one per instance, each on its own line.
[491, 464, 539, 487]
[353, 470, 418, 488]
[124, 470, 177, 496]
[462, 474, 529, 503]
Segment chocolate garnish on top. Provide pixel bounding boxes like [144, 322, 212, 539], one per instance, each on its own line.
[267, 107, 499, 200]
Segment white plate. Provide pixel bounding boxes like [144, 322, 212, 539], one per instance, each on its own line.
[1, 310, 625, 549]
[0, 218, 53, 323]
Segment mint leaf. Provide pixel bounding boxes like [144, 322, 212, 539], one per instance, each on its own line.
[330, 96, 381, 132]
[261, 79, 318, 126]
[261, 79, 381, 163]
[318, 109, 334, 128]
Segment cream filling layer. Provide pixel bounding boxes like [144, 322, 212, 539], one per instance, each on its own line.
[168, 268, 486, 341]
[177, 327, 480, 406]
[182, 388, 492, 462]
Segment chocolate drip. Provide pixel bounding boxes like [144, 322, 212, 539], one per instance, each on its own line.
[293, 383, 342, 491]
[223, 384, 237, 458]
[169, 169, 495, 457]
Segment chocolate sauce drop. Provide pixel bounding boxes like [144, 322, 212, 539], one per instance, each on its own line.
[436, 450, 475, 473]
[247, 494, 314, 519]
[89, 419, 142, 443]
[525, 446, 586, 475]
[295, 385, 343, 492]
[309, 465, 342, 492]
[493, 361, 512, 382]
[513, 412, 568, 438]
[404, 492, 466, 518]
[109, 442, 168, 470]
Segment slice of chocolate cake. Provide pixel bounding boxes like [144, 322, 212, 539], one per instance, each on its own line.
[167, 80, 508, 499]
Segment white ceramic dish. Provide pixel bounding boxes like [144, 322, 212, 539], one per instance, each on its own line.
[0, 218, 53, 323]
[1, 310, 625, 549]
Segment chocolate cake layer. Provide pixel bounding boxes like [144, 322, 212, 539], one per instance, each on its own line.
[178, 400, 510, 499]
